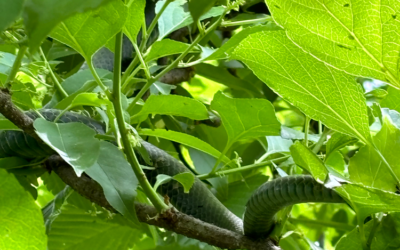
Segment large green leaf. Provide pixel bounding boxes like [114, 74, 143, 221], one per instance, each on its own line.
[335, 184, 400, 221]
[290, 141, 328, 183]
[210, 91, 281, 146]
[85, 142, 139, 223]
[34, 119, 100, 177]
[50, 0, 127, 61]
[124, 0, 145, 43]
[0, 157, 29, 170]
[47, 203, 142, 250]
[232, 30, 371, 144]
[23, 0, 114, 51]
[138, 129, 231, 165]
[0, 169, 46, 250]
[131, 95, 208, 123]
[265, 0, 400, 88]
[348, 114, 400, 192]
[0, 0, 23, 32]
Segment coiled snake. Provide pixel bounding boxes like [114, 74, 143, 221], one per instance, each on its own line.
[0, 109, 345, 239]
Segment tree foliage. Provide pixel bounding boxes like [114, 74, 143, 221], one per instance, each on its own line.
[1, 0, 400, 249]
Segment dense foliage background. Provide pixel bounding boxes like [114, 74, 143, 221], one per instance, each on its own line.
[1, 0, 400, 249]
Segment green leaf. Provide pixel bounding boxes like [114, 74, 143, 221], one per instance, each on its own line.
[326, 133, 357, 162]
[290, 141, 328, 183]
[85, 142, 139, 223]
[23, 0, 114, 51]
[348, 114, 400, 192]
[146, 39, 192, 62]
[0, 52, 15, 78]
[42, 186, 73, 234]
[50, 0, 127, 61]
[172, 172, 195, 193]
[131, 95, 208, 123]
[232, 30, 371, 144]
[210, 91, 281, 146]
[33, 118, 100, 177]
[188, 0, 217, 24]
[153, 174, 172, 192]
[222, 175, 269, 217]
[0, 116, 19, 130]
[371, 213, 400, 250]
[381, 87, 400, 113]
[55, 92, 112, 110]
[208, 23, 281, 60]
[157, 0, 224, 40]
[0, 0, 23, 32]
[265, 136, 293, 156]
[0, 169, 46, 250]
[138, 129, 231, 165]
[265, 0, 400, 88]
[149, 81, 176, 95]
[47, 203, 142, 250]
[0, 157, 29, 169]
[336, 220, 373, 250]
[335, 184, 400, 221]
[124, 0, 146, 43]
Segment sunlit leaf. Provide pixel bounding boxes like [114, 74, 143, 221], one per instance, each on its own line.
[232, 30, 371, 144]
[34, 119, 100, 177]
[336, 184, 400, 221]
[381, 87, 400, 113]
[146, 39, 192, 62]
[326, 133, 357, 161]
[55, 92, 112, 110]
[124, 0, 145, 43]
[265, 0, 400, 88]
[0, 169, 46, 249]
[23, 0, 114, 51]
[172, 172, 195, 193]
[290, 141, 328, 183]
[210, 91, 281, 146]
[50, 0, 127, 61]
[138, 129, 231, 165]
[348, 114, 400, 192]
[131, 95, 208, 123]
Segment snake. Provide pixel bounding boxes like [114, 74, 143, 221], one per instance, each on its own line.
[0, 109, 345, 239]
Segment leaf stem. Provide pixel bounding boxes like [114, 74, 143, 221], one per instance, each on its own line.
[127, 9, 226, 113]
[210, 143, 231, 174]
[132, 43, 150, 79]
[87, 60, 113, 101]
[220, 16, 273, 27]
[5, 45, 27, 88]
[312, 128, 331, 154]
[145, 0, 173, 44]
[366, 213, 381, 248]
[198, 155, 290, 180]
[39, 47, 68, 98]
[304, 116, 310, 147]
[112, 31, 168, 212]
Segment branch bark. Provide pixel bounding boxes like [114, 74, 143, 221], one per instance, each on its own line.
[0, 89, 280, 250]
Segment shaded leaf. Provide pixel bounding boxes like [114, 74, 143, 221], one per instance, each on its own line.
[232, 30, 371, 144]
[0, 169, 46, 250]
[86, 142, 139, 222]
[0, 157, 29, 170]
[0, 0, 23, 32]
[33, 118, 100, 177]
[150, 81, 176, 95]
[189, 0, 216, 24]
[290, 141, 328, 183]
[326, 133, 357, 161]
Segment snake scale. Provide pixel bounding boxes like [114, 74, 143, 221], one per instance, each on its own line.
[0, 109, 345, 239]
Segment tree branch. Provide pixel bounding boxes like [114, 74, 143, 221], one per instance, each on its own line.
[0, 89, 280, 250]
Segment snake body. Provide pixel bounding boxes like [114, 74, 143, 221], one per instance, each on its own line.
[0, 110, 345, 238]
